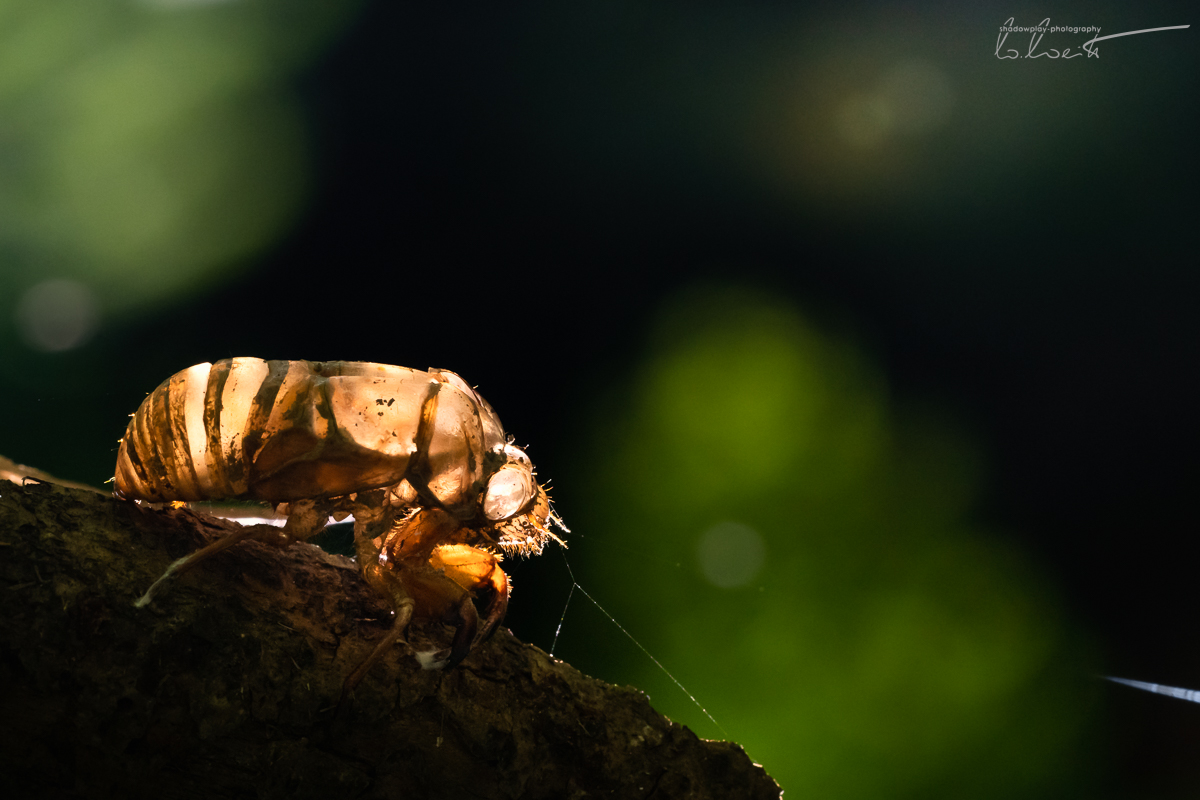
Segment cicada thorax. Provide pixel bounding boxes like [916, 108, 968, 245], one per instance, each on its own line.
[114, 358, 507, 512]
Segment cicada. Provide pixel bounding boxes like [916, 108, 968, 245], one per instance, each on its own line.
[115, 358, 563, 689]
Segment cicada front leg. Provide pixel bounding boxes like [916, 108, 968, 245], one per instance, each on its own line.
[342, 507, 508, 698]
[430, 543, 509, 648]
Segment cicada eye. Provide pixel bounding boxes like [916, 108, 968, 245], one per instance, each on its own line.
[482, 462, 535, 521]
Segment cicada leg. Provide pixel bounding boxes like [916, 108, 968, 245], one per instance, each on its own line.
[343, 510, 499, 698]
[342, 513, 416, 701]
[342, 562, 482, 699]
[338, 593, 415, 704]
[134, 498, 335, 608]
[374, 510, 496, 662]
[431, 543, 509, 647]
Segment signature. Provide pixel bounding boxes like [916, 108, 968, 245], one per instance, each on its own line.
[995, 17, 1189, 59]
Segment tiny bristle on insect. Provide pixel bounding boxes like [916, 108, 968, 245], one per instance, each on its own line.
[549, 508, 570, 535]
[499, 539, 539, 557]
[497, 519, 563, 556]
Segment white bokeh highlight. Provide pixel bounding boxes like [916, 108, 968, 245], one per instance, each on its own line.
[837, 60, 953, 147]
[15, 279, 100, 352]
[696, 521, 766, 588]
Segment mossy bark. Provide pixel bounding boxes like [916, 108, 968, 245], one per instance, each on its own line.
[0, 461, 780, 799]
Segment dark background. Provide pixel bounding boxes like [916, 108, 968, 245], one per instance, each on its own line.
[1, 2, 1196, 797]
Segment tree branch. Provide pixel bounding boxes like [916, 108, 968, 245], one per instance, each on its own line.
[0, 460, 780, 799]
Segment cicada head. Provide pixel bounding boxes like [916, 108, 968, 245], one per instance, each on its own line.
[480, 444, 565, 556]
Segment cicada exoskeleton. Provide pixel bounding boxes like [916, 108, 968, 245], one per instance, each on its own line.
[115, 358, 563, 690]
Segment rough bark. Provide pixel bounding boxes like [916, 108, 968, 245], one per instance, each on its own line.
[0, 459, 781, 800]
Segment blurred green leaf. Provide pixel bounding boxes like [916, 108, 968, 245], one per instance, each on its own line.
[567, 286, 1095, 798]
[0, 0, 362, 329]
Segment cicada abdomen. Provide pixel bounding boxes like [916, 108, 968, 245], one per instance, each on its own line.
[115, 358, 512, 512]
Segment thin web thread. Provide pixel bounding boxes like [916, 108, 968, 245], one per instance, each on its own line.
[550, 582, 575, 655]
[550, 548, 728, 739]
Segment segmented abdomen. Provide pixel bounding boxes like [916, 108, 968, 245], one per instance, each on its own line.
[115, 358, 507, 507]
